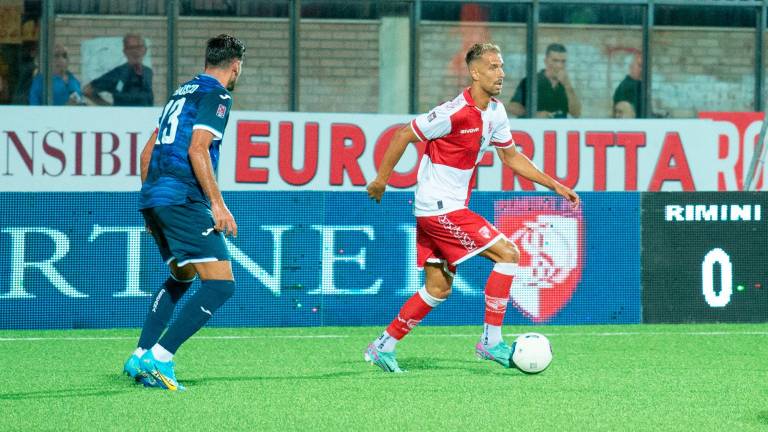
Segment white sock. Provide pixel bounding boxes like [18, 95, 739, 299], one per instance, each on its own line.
[151, 344, 174, 362]
[374, 331, 398, 353]
[482, 324, 503, 347]
[133, 347, 147, 358]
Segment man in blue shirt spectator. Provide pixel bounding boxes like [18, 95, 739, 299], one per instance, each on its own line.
[29, 44, 84, 105]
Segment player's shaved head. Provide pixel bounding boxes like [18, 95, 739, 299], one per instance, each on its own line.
[465, 43, 501, 67]
[205, 34, 246, 69]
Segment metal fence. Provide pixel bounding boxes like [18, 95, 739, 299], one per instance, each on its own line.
[32, 0, 768, 115]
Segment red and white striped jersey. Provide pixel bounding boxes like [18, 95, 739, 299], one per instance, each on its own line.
[410, 88, 514, 217]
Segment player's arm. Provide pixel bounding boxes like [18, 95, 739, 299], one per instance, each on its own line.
[366, 125, 419, 204]
[139, 128, 158, 183]
[188, 129, 237, 237]
[497, 145, 580, 208]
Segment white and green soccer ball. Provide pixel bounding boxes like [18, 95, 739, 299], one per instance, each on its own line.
[511, 332, 552, 374]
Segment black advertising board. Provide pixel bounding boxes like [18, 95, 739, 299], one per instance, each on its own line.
[642, 192, 768, 323]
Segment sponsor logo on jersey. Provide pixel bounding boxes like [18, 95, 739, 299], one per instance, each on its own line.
[216, 104, 227, 118]
[460, 127, 480, 134]
[494, 197, 584, 323]
[427, 111, 437, 122]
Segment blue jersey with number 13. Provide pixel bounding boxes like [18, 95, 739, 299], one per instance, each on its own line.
[139, 74, 232, 209]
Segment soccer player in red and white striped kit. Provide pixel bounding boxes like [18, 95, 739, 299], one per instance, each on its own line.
[364, 43, 580, 372]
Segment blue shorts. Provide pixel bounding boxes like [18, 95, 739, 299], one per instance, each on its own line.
[141, 201, 231, 267]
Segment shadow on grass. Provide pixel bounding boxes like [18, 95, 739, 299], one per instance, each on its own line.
[757, 411, 768, 425]
[183, 370, 368, 387]
[402, 357, 519, 375]
[0, 387, 130, 401]
[341, 356, 520, 377]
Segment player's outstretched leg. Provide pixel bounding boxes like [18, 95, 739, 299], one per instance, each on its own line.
[124, 275, 193, 380]
[365, 286, 445, 373]
[141, 279, 234, 390]
[475, 262, 516, 368]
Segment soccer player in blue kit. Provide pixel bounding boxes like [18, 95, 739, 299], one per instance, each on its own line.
[122, 34, 245, 391]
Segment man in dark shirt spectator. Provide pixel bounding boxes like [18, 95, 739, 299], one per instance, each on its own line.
[83, 33, 153, 106]
[613, 52, 642, 118]
[508, 43, 581, 119]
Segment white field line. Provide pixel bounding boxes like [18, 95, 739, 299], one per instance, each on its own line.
[0, 330, 767, 342]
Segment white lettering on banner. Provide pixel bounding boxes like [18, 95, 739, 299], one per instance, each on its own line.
[0, 227, 86, 299]
[665, 204, 762, 222]
[2, 107, 765, 192]
[225, 225, 291, 297]
[308, 225, 383, 295]
[88, 225, 148, 297]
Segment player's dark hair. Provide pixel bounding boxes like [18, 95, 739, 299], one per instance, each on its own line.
[205, 34, 246, 68]
[545, 43, 567, 56]
[465, 43, 501, 66]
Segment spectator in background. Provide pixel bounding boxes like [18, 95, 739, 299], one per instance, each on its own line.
[12, 42, 38, 105]
[83, 33, 153, 106]
[0, 75, 9, 104]
[29, 43, 84, 105]
[508, 43, 582, 118]
[613, 52, 642, 118]
[613, 100, 636, 119]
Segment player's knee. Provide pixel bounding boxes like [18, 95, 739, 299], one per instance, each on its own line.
[497, 242, 519, 264]
[425, 283, 451, 299]
[164, 276, 194, 303]
[203, 279, 235, 301]
[172, 263, 197, 281]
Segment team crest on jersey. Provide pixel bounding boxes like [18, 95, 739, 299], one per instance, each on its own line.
[216, 104, 227, 118]
[494, 197, 583, 323]
[479, 226, 491, 239]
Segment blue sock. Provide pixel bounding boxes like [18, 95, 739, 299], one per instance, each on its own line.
[158, 279, 235, 354]
[137, 277, 193, 350]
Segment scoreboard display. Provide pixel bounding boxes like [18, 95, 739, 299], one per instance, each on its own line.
[642, 192, 768, 323]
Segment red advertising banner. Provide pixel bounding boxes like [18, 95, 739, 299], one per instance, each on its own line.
[1, 106, 762, 192]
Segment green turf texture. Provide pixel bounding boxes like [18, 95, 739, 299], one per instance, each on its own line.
[0, 324, 766, 431]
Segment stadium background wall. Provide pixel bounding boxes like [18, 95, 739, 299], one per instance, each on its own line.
[55, 16, 757, 117]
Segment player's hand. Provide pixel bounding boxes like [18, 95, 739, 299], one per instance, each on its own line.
[555, 69, 571, 87]
[366, 179, 387, 204]
[554, 183, 580, 209]
[212, 201, 238, 237]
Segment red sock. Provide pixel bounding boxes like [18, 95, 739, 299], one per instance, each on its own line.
[484, 264, 515, 326]
[386, 290, 434, 340]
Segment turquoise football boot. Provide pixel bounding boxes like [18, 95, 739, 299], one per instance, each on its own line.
[364, 343, 404, 373]
[139, 350, 186, 391]
[123, 353, 143, 380]
[475, 340, 513, 368]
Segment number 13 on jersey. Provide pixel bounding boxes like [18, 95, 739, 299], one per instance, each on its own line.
[156, 97, 187, 144]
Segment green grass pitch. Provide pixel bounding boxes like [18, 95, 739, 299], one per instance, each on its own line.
[0, 324, 766, 431]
